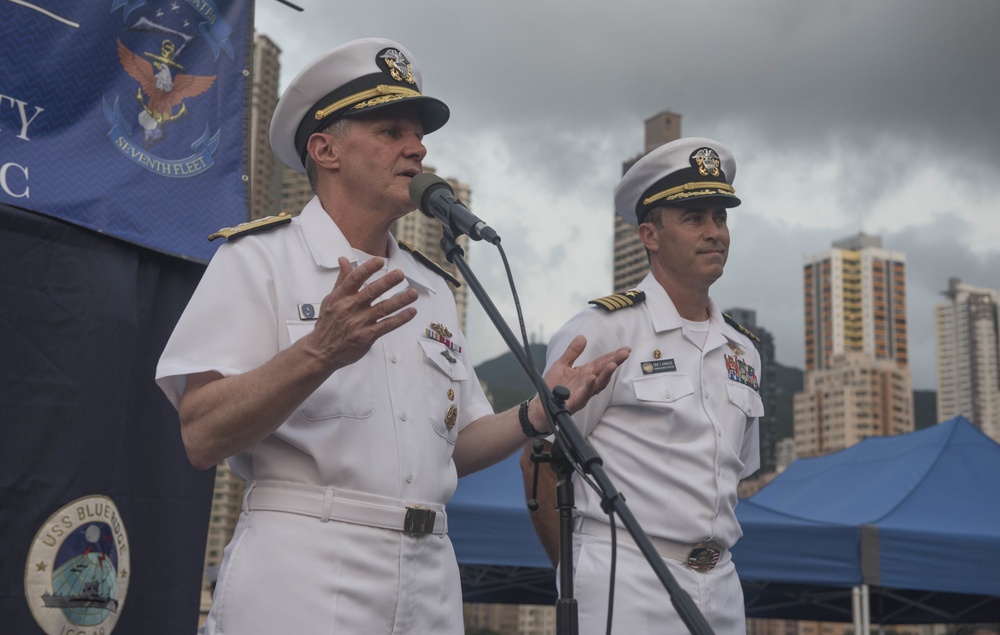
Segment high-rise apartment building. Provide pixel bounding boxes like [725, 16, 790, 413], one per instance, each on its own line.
[802, 233, 908, 371]
[279, 165, 312, 217]
[612, 111, 682, 292]
[936, 277, 1000, 442]
[793, 352, 914, 457]
[463, 603, 556, 635]
[248, 34, 282, 220]
[794, 233, 913, 458]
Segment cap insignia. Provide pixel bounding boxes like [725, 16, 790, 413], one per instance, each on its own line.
[378, 48, 415, 84]
[589, 290, 646, 312]
[691, 148, 721, 177]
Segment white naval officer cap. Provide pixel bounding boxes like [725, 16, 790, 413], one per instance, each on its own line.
[614, 137, 741, 226]
[269, 37, 450, 172]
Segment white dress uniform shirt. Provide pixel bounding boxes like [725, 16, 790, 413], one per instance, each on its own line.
[546, 272, 762, 634]
[156, 197, 493, 634]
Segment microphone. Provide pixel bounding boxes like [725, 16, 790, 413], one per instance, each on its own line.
[409, 173, 500, 244]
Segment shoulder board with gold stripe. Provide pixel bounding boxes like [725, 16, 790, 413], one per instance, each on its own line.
[588, 290, 646, 312]
[208, 213, 292, 242]
[723, 313, 761, 343]
[398, 240, 461, 288]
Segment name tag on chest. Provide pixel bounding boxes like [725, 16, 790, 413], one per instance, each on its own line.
[641, 359, 676, 374]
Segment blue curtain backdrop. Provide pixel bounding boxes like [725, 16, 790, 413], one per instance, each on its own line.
[1, 1, 251, 632]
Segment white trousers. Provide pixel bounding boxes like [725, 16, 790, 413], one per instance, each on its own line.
[204, 508, 464, 634]
[564, 531, 747, 635]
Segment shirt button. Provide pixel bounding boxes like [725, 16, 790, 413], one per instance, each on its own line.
[406, 473, 414, 483]
[400, 411, 408, 421]
[391, 354, 398, 363]
[664, 391, 671, 399]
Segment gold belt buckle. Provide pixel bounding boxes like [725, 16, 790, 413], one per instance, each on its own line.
[403, 506, 437, 535]
[687, 541, 723, 572]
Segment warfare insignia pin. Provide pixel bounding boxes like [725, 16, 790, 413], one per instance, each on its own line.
[728, 342, 744, 356]
[430, 323, 453, 339]
[441, 349, 457, 365]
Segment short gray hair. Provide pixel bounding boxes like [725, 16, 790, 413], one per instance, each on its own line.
[304, 118, 353, 192]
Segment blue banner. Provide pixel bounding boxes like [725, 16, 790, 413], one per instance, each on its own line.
[1, 0, 250, 261]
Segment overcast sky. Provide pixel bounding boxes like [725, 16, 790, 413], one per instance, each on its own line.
[254, 0, 1000, 390]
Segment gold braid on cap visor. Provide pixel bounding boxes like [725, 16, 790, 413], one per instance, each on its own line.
[643, 181, 737, 206]
[314, 85, 423, 120]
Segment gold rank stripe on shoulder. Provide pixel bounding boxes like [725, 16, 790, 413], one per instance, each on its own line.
[398, 240, 461, 288]
[723, 313, 761, 343]
[208, 213, 292, 242]
[588, 290, 646, 312]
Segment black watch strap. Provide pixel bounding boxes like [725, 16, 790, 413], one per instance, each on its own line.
[519, 399, 547, 438]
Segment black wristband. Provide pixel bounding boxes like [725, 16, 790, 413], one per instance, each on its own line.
[519, 399, 547, 438]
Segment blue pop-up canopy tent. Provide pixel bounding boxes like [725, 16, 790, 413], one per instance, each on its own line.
[450, 417, 1000, 624]
[732, 416, 1000, 626]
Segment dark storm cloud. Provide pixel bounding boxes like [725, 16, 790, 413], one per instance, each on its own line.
[255, 0, 1000, 388]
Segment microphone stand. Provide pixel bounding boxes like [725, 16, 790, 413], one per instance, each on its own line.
[528, 427, 580, 634]
[437, 228, 715, 635]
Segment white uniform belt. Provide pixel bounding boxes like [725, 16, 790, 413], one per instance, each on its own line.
[244, 481, 447, 535]
[574, 516, 728, 571]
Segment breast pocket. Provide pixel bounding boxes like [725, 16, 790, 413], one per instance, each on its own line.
[726, 382, 764, 418]
[723, 383, 764, 452]
[286, 322, 375, 420]
[418, 338, 469, 443]
[632, 373, 700, 443]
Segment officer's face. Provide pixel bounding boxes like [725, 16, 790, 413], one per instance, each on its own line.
[641, 205, 730, 289]
[330, 105, 427, 218]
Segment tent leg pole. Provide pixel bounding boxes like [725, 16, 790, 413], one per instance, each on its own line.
[852, 586, 861, 635]
[861, 583, 870, 635]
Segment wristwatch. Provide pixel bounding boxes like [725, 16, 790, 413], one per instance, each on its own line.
[518, 398, 547, 438]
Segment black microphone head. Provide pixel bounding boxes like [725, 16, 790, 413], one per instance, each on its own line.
[409, 172, 453, 217]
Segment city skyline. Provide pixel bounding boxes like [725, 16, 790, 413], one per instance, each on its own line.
[252, 1, 1000, 391]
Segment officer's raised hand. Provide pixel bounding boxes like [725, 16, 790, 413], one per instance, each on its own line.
[302, 256, 418, 370]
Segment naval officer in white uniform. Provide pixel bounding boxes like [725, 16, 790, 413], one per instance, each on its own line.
[522, 137, 763, 634]
[157, 38, 629, 634]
